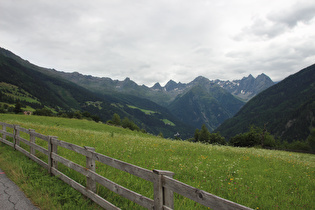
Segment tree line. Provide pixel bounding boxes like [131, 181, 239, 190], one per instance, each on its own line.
[189, 124, 315, 153]
[107, 113, 147, 133]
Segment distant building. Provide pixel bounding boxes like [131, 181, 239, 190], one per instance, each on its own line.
[24, 111, 32, 115]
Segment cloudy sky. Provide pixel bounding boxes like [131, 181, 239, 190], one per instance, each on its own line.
[1, 0, 315, 86]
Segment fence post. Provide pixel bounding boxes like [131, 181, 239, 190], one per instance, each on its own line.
[48, 136, 58, 174]
[84, 146, 96, 193]
[13, 125, 20, 150]
[2, 124, 6, 141]
[153, 169, 175, 210]
[29, 129, 35, 155]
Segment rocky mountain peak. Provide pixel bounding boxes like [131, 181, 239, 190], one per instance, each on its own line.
[213, 73, 275, 101]
[192, 76, 208, 82]
[164, 80, 179, 91]
[152, 82, 162, 90]
[256, 73, 272, 83]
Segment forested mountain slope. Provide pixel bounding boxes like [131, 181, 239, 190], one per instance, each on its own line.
[215, 64, 315, 142]
[168, 77, 245, 131]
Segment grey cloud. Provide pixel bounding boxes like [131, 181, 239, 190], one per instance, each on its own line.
[235, 2, 315, 40]
[236, 16, 289, 40]
[1, 0, 314, 86]
[268, 3, 315, 28]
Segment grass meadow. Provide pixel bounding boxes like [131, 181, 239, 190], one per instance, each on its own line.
[0, 114, 314, 209]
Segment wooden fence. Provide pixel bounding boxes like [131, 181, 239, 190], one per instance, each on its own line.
[0, 122, 252, 210]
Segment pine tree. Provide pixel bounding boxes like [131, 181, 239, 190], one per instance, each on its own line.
[199, 124, 209, 143]
[194, 129, 199, 142]
[13, 101, 22, 114]
[112, 113, 121, 126]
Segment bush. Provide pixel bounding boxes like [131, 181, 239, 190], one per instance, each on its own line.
[229, 125, 273, 147]
[121, 117, 140, 131]
[194, 124, 225, 145]
[34, 108, 53, 116]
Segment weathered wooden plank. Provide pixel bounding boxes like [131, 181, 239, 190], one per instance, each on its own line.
[0, 122, 14, 128]
[48, 136, 59, 173]
[51, 138, 91, 157]
[0, 124, 6, 141]
[84, 147, 96, 192]
[52, 153, 87, 174]
[30, 141, 49, 156]
[29, 129, 36, 155]
[48, 136, 53, 174]
[51, 139, 154, 182]
[153, 171, 163, 210]
[52, 138, 58, 169]
[15, 145, 48, 170]
[32, 132, 50, 142]
[1, 130, 15, 138]
[13, 125, 20, 149]
[0, 138, 14, 147]
[16, 136, 48, 156]
[52, 153, 154, 209]
[163, 206, 172, 210]
[163, 176, 252, 210]
[16, 136, 29, 145]
[153, 170, 174, 209]
[51, 168, 120, 210]
[91, 170, 154, 209]
[16, 126, 31, 134]
[92, 152, 154, 182]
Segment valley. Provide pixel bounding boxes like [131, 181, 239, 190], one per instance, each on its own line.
[1, 47, 314, 148]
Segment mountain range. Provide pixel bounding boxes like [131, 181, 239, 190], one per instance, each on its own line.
[1, 46, 294, 140]
[34, 66, 274, 130]
[0, 47, 195, 138]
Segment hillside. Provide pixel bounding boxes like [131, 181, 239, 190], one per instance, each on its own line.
[215, 64, 315, 142]
[168, 77, 245, 131]
[0, 47, 194, 138]
[0, 52, 98, 110]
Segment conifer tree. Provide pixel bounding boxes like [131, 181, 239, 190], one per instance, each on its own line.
[199, 124, 209, 143]
[112, 113, 121, 126]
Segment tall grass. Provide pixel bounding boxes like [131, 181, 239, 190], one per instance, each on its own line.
[0, 114, 314, 209]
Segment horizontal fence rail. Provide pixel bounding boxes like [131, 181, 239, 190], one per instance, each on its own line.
[0, 122, 252, 210]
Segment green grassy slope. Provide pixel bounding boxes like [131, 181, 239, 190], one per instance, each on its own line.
[0, 114, 314, 209]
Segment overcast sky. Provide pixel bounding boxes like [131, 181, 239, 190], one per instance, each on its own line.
[1, 0, 315, 86]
